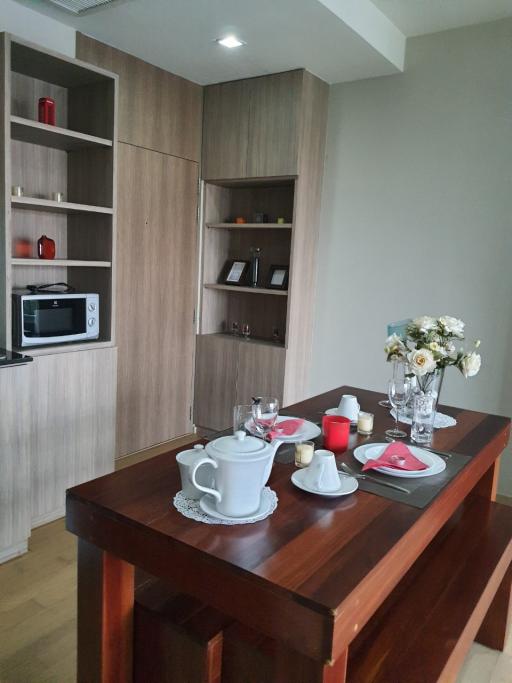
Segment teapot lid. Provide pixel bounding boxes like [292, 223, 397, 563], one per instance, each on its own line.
[207, 430, 271, 460]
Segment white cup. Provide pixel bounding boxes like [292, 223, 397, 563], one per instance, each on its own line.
[176, 445, 213, 500]
[337, 394, 360, 423]
[302, 449, 340, 492]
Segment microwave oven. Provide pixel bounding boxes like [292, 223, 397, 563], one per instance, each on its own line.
[12, 291, 100, 347]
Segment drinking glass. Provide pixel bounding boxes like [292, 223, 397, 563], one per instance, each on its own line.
[242, 323, 251, 339]
[233, 404, 253, 435]
[231, 321, 239, 336]
[411, 393, 436, 444]
[251, 397, 279, 440]
[386, 377, 411, 439]
[379, 359, 407, 408]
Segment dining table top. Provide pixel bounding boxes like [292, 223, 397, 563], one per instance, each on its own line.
[66, 385, 510, 662]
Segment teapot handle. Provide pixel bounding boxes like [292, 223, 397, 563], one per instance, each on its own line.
[191, 458, 220, 502]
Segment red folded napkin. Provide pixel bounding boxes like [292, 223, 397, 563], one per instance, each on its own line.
[268, 418, 304, 440]
[362, 442, 427, 472]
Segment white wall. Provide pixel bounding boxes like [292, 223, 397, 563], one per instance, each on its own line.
[0, 0, 75, 56]
[311, 19, 512, 494]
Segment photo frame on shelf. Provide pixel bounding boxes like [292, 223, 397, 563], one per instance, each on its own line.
[267, 264, 289, 290]
[219, 259, 250, 286]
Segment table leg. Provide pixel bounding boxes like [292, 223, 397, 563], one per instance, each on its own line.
[476, 561, 512, 651]
[77, 538, 135, 683]
[472, 457, 501, 502]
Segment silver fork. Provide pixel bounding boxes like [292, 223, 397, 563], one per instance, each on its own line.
[338, 462, 411, 495]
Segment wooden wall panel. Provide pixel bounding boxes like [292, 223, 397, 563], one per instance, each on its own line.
[194, 334, 238, 431]
[202, 80, 250, 180]
[246, 70, 302, 178]
[236, 342, 285, 406]
[76, 33, 202, 162]
[283, 72, 329, 404]
[0, 363, 31, 561]
[116, 144, 198, 455]
[29, 347, 117, 526]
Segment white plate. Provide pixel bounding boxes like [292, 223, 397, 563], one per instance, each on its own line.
[291, 469, 358, 497]
[325, 407, 357, 424]
[246, 415, 321, 443]
[199, 491, 275, 523]
[353, 442, 446, 478]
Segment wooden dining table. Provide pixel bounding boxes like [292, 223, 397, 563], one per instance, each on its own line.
[66, 386, 512, 683]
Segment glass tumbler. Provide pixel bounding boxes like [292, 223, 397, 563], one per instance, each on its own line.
[411, 393, 436, 444]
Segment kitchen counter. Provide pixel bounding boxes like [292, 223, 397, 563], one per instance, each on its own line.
[0, 348, 33, 368]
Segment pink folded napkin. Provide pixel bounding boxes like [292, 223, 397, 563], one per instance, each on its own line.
[268, 418, 304, 440]
[362, 442, 427, 472]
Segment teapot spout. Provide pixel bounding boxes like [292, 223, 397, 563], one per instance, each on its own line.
[269, 438, 283, 457]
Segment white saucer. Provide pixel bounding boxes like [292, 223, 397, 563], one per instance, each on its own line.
[199, 491, 275, 523]
[324, 407, 357, 424]
[291, 469, 358, 497]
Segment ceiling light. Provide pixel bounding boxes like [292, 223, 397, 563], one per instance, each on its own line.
[45, 0, 117, 14]
[216, 36, 245, 49]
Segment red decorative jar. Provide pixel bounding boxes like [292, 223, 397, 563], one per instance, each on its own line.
[38, 97, 56, 126]
[37, 234, 56, 260]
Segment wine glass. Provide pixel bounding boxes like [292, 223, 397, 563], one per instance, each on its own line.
[251, 397, 279, 440]
[242, 323, 251, 339]
[233, 404, 253, 435]
[386, 377, 411, 439]
[379, 359, 406, 408]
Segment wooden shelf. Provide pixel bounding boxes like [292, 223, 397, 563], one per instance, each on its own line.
[207, 222, 292, 230]
[11, 197, 113, 215]
[12, 258, 111, 268]
[204, 283, 288, 296]
[11, 116, 113, 152]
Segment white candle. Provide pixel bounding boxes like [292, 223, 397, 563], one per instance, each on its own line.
[295, 441, 314, 467]
[357, 412, 374, 435]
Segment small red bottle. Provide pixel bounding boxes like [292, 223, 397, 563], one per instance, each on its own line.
[37, 235, 56, 260]
[38, 97, 56, 126]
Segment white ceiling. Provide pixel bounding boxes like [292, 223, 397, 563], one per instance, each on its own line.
[371, 0, 512, 37]
[11, 0, 512, 85]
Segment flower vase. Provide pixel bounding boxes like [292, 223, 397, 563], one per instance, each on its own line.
[405, 367, 444, 418]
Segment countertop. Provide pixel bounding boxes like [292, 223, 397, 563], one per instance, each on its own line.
[0, 347, 33, 368]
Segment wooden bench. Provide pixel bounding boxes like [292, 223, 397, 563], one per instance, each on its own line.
[346, 497, 512, 682]
[134, 576, 231, 683]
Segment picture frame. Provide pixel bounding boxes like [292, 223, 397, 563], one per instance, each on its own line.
[267, 264, 289, 290]
[219, 259, 250, 286]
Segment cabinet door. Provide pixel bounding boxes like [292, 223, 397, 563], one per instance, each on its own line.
[246, 71, 302, 178]
[202, 80, 251, 180]
[0, 365, 31, 560]
[194, 335, 238, 431]
[76, 33, 202, 162]
[117, 144, 198, 455]
[30, 348, 117, 526]
[236, 343, 285, 406]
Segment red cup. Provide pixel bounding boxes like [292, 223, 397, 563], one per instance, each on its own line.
[322, 415, 350, 453]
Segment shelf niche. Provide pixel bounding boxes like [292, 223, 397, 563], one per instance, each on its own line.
[201, 178, 294, 344]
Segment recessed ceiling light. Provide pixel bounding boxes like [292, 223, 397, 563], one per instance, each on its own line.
[216, 36, 245, 49]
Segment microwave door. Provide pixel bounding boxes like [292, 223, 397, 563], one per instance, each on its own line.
[23, 298, 86, 341]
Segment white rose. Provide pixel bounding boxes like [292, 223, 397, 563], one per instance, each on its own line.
[412, 316, 437, 333]
[439, 316, 465, 338]
[460, 352, 481, 378]
[407, 348, 437, 376]
[384, 333, 406, 357]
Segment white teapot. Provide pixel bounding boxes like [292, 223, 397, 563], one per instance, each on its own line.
[191, 431, 281, 518]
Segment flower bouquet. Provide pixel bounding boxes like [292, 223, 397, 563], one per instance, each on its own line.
[384, 315, 481, 395]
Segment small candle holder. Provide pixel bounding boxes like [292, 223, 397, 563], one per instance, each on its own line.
[294, 440, 315, 468]
[357, 411, 374, 436]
